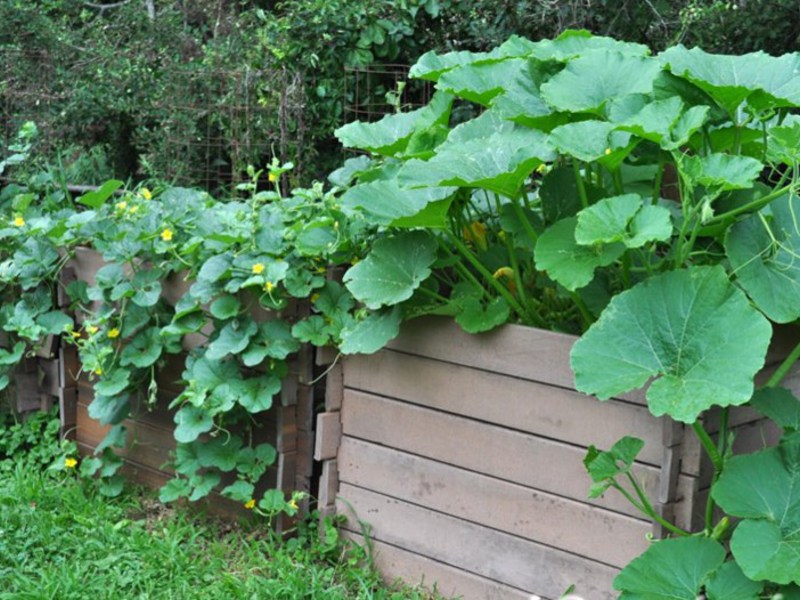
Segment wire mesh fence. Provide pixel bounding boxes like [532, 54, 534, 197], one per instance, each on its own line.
[343, 63, 432, 125]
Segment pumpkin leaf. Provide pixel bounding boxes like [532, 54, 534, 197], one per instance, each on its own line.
[750, 387, 800, 432]
[571, 266, 772, 423]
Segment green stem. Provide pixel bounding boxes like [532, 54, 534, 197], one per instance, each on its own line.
[448, 235, 530, 323]
[572, 160, 589, 209]
[510, 196, 538, 246]
[438, 238, 486, 297]
[765, 340, 800, 389]
[703, 183, 794, 226]
[692, 421, 722, 473]
[569, 292, 593, 331]
[616, 478, 691, 537]
[652, 158, 664, 205]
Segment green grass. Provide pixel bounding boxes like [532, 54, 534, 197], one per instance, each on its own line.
[0, 412, 449, 600]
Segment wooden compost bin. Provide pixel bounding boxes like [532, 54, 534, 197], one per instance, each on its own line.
[58, 248, 314, 517]
[315, 316, 792, 600]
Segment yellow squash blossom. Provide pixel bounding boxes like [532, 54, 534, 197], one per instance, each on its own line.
[463, 221, 488, 251]
[161, 228, 173, 242]
[252, 263, 265, 275]
[116, 200, 128, 211]
[268, 173, 278, 183]
[141, 187, 152, 200]
[87, 325, 99, 334]
[107, 328, 120, 339]
[64, 457, 78, 469]
[244, 499, 256, 510]
[264, 281, 275, 293]
[13, 216, 25, 227]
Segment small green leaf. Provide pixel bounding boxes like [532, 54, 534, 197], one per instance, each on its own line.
[339, 307, 401, 354]
[454, 296, 510, 334]
[206, 318, 258, 360]
[344, 231, 438, 309]
[583, 436, 644, 498]
[575, 194, 642, 245]
[120, 327, 163, 368]
[93, 369, 131, 397]
[174, 406, 214, 444]
[36, 310, 74, 335]
[0, 342, 25, 366]
[614, 537, 726, 599]
[221, 480, 255, 503]
[571, 266, 772, 423]
[535, 217, 625, 291]
[189, 471, 221, 501]
[209, 295, 240, 320]
[684, 153, 763, 191]
[196, 436, 242, 472]
[291, 316, 334, 346]
[87, 394, 130, 426]
[159, 478, 192, 503]
[131, 269, 162, 307]
[235, 375, 281, 413]
[77, 179, 124, 209]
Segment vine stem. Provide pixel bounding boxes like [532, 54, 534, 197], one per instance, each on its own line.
[572, 160, 589, 209]
[617, 476, 691, 537]
[765, 340, 800, 389]
[447, 234, 533, 324]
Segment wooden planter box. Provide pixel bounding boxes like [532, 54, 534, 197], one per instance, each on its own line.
[316, 317, 791, 599]
[57, 247, 314, 517]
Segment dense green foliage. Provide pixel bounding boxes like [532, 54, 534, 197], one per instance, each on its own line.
[2, 1, 797, 189]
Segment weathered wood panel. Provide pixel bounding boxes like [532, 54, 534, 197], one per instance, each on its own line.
[338, 437, 651, 568]
[345, 349, 663, 465]
[344, 533, 533, 600]
[337, 483, 619, 600]
[340, 389, 695, 526]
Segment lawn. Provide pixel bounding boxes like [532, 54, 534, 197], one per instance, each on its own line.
[0, 410, 448, 600]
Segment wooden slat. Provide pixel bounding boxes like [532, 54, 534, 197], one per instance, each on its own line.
[341, 389, 695, 524]
[345, 349, 663, 465]
[59, 386, 78, 439]
[318, 459, 339, 509]
[314, 411, 342, 461]
[338, 437, 651, 568]
[325, 363, 343, 412]
[344, 533, 532, 600]
[38, 358, 60, 396]
[337, 484, 619, 600]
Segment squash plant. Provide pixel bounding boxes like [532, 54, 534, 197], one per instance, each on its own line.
[332, 31, 800, 597]
[0, 158, 388, 510]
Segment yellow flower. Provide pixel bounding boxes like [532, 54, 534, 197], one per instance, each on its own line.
[107, 328, 120, 339]
[310, 293, 320, 303]
[244, 499, 256, 510]
[64, 457, 78, 469]
[268, 172, 278, 183]
[94, 367, 103, 376]
[141, 187, 152, 200]
[129, 205, 139, 214]
[70, 330, 81, 339]
[604, 147, 612, 156]
[288, 498, 298, 510]
[13, 216, 25, 227]
[264, 281, 275, 293]
[463, 221, 488, 251]
[535, 163, 548, 174]
[115, 200, 128, 211]
[87, 325, 98, 334]
[161, 228, 173, 242]
[252, 263, 265, 275]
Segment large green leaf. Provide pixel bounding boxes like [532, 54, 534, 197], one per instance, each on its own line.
[334, 91, 452, 156]
[409, 49, 492, 81]
[571, 266, 772, 423]
[340, 179, 456, 227]
[344, 231, 438, 309]
[540, 50, 661, 114]
[534, 217, 625, 291]
[712, 435, 800, 585]
[548, 121, 619, 162]
[705, 561, 764, 600]
[398, 126, 554, 198]
[726, 193, 800, 323]
[120, 327, 163, 368]
[661, 45, 800, 116]
[196, 435, 243, 472]
[234, 375, 281, 413]
[529, 29, 650, 62]
[612, 96, 709, 149]
[614, 537, 726, 600]
[437, 58, 528, 105]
